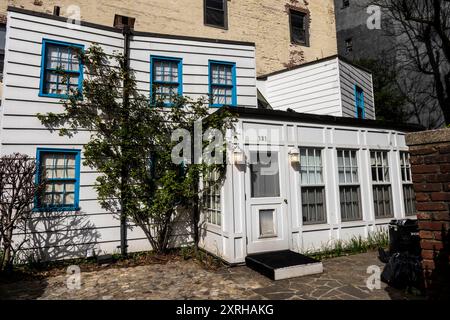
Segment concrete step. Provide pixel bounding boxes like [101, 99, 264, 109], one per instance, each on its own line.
[245, 250, 323, 281]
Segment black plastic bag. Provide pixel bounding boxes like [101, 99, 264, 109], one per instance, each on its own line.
[381, 252, 424, 292]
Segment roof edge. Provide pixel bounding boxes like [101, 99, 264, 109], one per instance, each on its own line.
[257, 54, 373, 80]
[7, 6, 256, 47]
[225, 107, 424, 133]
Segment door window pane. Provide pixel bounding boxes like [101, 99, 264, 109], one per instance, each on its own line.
[250, 151, 280, 198]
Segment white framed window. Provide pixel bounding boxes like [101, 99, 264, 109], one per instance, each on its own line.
[300, 148, 326, 225]
[371, 151, 393, 219]
[400, 152, 416, 216]
[202, 170, 221, 226]
[338, 150, 362, 221]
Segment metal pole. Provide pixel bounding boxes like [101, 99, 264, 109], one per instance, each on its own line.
[119, 25, 132, 257]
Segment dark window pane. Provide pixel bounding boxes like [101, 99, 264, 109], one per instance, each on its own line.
[205, 0, 226, 28]
[205, 8, 225, 27]
[206, 0, 224, 10]
[302, 187, 327, 225]
[290, 11, 308, 45]
[373, 185, 393, 219]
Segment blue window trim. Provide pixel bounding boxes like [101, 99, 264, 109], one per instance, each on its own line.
[150, 55, 183, 107]
[39, 38, 85, 99]
[208, 60, 237, 108]
[34, 148, 82, 212]
[354, 85, 365, 119]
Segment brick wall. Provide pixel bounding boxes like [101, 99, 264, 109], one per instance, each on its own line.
[406, 128, 450, 299]
[0, 0, 337, 76]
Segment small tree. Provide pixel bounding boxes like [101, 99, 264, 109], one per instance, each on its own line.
[38, 45, 236, 254]
[0, 154, 42, 273]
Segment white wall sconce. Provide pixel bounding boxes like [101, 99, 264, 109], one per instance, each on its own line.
[233, 146, 245, 165]
[288, 147, 300, 165]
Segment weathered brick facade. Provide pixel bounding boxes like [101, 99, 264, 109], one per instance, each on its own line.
[0, 0, 337, 76]
[406, 128, 450, 299]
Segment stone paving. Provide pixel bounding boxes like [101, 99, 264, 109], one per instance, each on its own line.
[0, 251, 421, 300]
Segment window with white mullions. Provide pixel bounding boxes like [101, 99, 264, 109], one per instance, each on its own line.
[338, 150, 362, 221]
[151, 57, 182, 105]
[300, 148, 326, 225]
[209, 61, 236, 107]
[40, 40, 83, 98]
[202, 170, 222, 226]
[371, 151, 393, 218]
[400, 152, 416, 216]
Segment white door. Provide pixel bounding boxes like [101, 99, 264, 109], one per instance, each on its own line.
[245, 146, 289, 254]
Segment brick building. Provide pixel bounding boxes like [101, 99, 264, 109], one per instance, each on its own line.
[0, 0, 337, 76]
[406, 129, 450, 299]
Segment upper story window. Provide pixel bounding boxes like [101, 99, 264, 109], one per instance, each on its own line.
[39, 39, 84, 98]
[371, 151, 393, 219]
[35, 148, 81, 211]
[355, 85, 365, 119]
[338, 150, 362, 222]
[300, 148, 326, 225]
[289, 10, 309, 47]
[345, 38, 353, 54]
[150, 56, 183, 106]
[204, 0, 228, 29]
[209, 61, 236, 107]
[400, 152, 416, 216]
[343, 0, 350, 8]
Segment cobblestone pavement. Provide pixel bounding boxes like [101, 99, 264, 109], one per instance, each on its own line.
[0, 251, 421, 300]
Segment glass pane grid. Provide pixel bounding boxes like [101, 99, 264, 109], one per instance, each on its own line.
[301, 186, 326, 225]
[371, 151, 390, 183]
[39, 152, 77, 209]
[340, 186, 362, 222]
[210, 63, 234, 105]
[373, 185, 394, 219]
[338, 150, 359, 184]
[300, 148, 323, 186]
[403, 184, 416, 215]
[44, 43, 81, 96]
[202, 171, 222, 227]
[400, 152, 412, 183]
[152, 59, 180, 104]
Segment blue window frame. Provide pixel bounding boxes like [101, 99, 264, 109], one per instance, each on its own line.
[35, 148, 81, 211]
[150, 56, 183, 106]
[39, 39, 84, 98]
[355, 85, 365, 119]
[208, 60, 237, 108]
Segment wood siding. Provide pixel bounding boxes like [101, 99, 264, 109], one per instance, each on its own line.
[0, 10, 256, 261]
[258, 57, 376, 120]
[258, 58, 343, 117]
[339, 59, 375, 120]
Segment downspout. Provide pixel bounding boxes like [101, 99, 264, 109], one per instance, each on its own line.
[120, 25, 132, 257]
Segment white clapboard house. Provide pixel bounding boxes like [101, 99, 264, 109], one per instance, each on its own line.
[0, 7, 419, 265]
